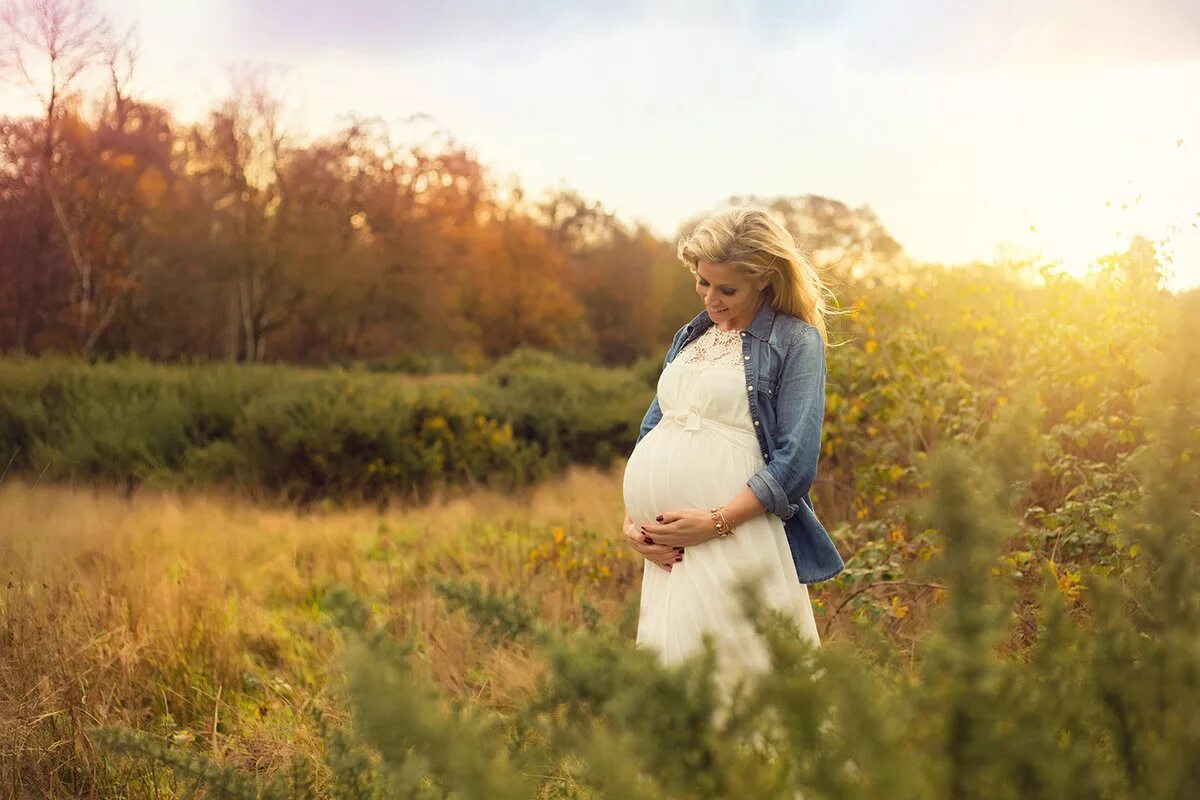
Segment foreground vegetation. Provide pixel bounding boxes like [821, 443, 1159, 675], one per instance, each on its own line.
[96, 416, 1200, 800]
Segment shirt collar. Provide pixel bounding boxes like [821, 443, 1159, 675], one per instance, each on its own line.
[685, 300, 776, 342]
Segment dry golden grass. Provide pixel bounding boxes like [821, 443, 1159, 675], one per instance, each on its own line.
[0, 464, 637, 798]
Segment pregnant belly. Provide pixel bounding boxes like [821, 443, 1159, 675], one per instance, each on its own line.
[622, 424, 760, 527]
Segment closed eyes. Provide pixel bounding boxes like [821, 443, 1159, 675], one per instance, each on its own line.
[698, 280, 736, 296]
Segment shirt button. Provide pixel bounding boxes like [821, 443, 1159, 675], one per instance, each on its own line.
[743, 355, 749, 360]
[740, 332, 746, 337]
[763, 452, 768, 459]
[753, 420, 759, 426]
[746, 384, 753, 391]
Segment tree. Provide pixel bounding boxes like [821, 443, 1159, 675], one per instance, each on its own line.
[189, 65, 305, 362]
[45, 32, 161, 357]
[535, 188, 664, 363]
[463, 214, 585, 359]
[0, 0, 111, 351]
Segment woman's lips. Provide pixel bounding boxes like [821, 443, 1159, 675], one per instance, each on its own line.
[709, 307, 727, 313]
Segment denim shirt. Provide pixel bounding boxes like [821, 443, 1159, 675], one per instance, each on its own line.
[633, 301, 845, 584]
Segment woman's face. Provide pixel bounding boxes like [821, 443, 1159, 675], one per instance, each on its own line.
[694, 260, 769, 330]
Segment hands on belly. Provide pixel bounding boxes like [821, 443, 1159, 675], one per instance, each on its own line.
[638, 508, 721, 550]
[622, 509, 685, 572]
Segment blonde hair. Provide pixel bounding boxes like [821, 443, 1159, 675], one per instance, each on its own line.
[677, 206, 844, 345]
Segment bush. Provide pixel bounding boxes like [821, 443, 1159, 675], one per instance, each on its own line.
[0, 357, 548, 504]
[474, 346, 654, 471]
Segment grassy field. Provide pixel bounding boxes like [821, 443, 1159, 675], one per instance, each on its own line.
[0, 464, 657, 795]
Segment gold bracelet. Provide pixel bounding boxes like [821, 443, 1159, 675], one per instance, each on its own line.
[710, 506, 736, 538]
[709, 508, 723, 536]
[719, 507, 735, 537]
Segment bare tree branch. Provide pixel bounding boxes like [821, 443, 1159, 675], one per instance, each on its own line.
[0, 0, 110, 108]
[104, 21, 137, 129]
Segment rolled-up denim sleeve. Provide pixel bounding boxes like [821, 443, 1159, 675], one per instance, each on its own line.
[746, 325, 826, 520]
[635, 394, 663, 446]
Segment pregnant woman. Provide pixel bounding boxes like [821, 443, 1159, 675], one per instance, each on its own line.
[622, 206, 845, 704]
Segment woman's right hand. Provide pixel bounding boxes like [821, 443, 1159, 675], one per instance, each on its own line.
[622, 511, 684, 572]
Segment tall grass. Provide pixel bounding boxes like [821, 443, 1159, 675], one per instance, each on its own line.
[0, 465, 635, 797]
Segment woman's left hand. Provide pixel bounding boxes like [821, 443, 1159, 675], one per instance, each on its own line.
[639, 509, 718, 548]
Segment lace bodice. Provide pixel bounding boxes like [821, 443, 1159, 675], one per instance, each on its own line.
[674, 324, 746, 368]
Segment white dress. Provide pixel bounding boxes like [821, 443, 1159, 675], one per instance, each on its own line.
[622, 324, 821, 704]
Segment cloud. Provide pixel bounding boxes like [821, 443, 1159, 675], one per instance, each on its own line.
[226, 0, 1199, 75]
[231, 0, 648, 64]
[840, 0, 1200, 73]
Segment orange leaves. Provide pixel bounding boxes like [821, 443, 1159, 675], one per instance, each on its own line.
[1046, 559, 1085, 602]
[524, 525, 622, 585]
[100, 150, 139, 172]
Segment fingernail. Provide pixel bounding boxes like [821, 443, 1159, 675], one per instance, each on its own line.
[674, 555, 682, 562]
[656, 515, 664, 522]
[644, 536, 654, 544]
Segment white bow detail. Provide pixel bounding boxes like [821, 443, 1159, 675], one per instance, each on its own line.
[671, 405, 702, 431]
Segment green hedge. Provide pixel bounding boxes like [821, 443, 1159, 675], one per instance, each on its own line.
[0, 350, 656, 504]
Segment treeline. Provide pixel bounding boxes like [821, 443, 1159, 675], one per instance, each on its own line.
[0, 2, 902, 368]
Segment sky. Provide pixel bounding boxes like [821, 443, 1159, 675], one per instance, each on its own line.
[4, 0, 1199, 290]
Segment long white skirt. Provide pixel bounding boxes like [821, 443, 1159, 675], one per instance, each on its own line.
[622, 360, 821, 708]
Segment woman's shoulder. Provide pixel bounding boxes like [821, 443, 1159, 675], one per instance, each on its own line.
[768, 310, 820, 347]
[660, 320, 695, 364]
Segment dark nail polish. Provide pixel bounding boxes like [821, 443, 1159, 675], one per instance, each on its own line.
[674, 555, 682, 562]
[656, 515, 664, 522]
[644, 536, 654, 544]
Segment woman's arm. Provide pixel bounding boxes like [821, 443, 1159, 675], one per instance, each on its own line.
[717, 486, 769, 528]
[639, 486, 768, 547]
[635, 394, 663, 447]
[745, 324, 827, 520]
[634, 326, 688, 447]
